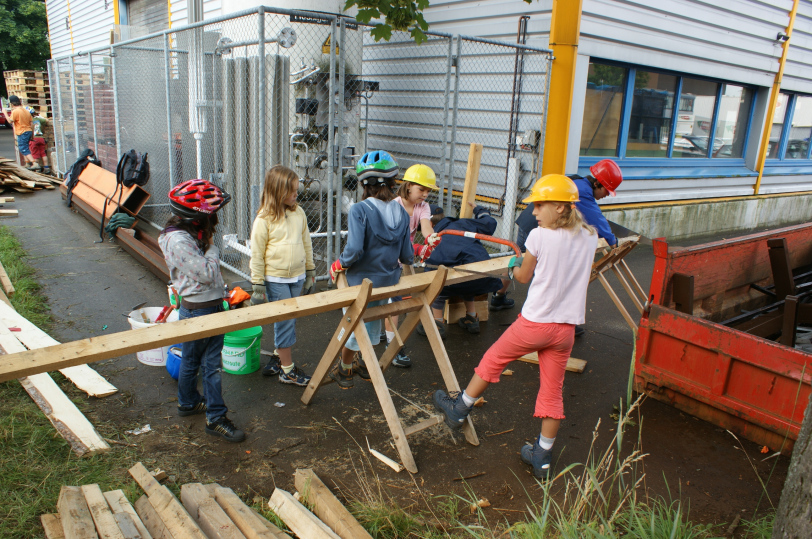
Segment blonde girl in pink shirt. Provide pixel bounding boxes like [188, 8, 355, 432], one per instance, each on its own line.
[433, 174, 598, 480]
[385, 164, 441, 368]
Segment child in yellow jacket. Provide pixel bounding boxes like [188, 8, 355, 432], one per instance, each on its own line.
[249, 165, 315, 386]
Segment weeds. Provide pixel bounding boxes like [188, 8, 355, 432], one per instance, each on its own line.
[0, 225, 51, 328]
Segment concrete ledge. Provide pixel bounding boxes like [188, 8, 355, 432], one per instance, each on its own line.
[604, 192, 812, 240]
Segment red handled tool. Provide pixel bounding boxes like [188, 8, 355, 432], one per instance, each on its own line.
[435, 230, 521, 257]
[155, 305, 175, 323]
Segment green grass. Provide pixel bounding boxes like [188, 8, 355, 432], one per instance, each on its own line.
[0, 224, 52, 328]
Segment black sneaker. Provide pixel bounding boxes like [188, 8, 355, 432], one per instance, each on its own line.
[352, 353, 371, 381]
[520, 440, 553, 480]
[392, 348, 411, 368]
[574, 325, 585, 337]
[458, 313, 480, 334]
[490, 292, 515, 311]
[177, 402, 207, 417]
[261, 351, 282, 377]
[417, 319, 447, 338]
[329, 361, 354, 389]
[278, 365, 312, 387]
[205, 416, 245, 443]
[433, 390, 472, 429]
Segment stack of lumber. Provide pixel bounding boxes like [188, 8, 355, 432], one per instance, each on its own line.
[0, 269, 117, 455]
[0, 158, 60, 192]
[42, 464, 373, 539]
[3, 69, 51, 118]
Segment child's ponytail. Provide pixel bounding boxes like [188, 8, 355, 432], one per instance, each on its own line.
[553, 203, 596, 235]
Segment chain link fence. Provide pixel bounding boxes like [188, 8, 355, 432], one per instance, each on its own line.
[48, 7, 552, 279]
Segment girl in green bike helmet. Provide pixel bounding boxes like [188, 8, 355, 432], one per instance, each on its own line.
[355, 150, 399, 185]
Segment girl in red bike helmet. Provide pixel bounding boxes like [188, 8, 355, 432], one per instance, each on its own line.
[158, 179, 245, 443]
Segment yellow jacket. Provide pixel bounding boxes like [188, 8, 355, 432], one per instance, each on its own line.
[249, 206, 315, 283]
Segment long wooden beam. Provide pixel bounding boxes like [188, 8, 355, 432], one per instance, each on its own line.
[0, 258, 509, 382]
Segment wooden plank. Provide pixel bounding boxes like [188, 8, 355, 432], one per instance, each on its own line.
[517, 352, 587, 373]
[128, 463, 162, 497]
[444, 298, 489, 324]
[598, 273, 638, 331]
[144, 488, 208, 539]
[459, 143, 483, 219]
[0, 260, 15, 296]
[294, 469, 373, 539]
[402, 415, 443, 436]
[133, 496, 173, 539]
[180, 483, 247, 539]
[81, 484, 126, 539]
[41, 514, 66, 539]
[0, 301, 117, 397]
[113, 513, 144, 539]
[104, 490, 152, 539]
[213, 487, 290, 539]
[0, 286, 11, 307]
[58, 486, 100, 539]
[0, 209, 20, 217]
[0, 259, 510, 382]
[267, 489, 341, 539]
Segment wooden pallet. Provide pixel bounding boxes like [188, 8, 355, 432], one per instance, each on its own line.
[3, 69, 47, 80]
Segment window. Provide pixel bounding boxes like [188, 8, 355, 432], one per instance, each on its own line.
[767, 92, 812, 161]
[579, 60, 755, 166]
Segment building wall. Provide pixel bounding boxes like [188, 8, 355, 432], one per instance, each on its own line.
[46, 0, 116, 58]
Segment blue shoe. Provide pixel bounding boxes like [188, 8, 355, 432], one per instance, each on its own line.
[433, 390, 472, 429]
[489, 292, 515, 311]
[278, 365, 312, 387]
[392, 348, 411, 368]
[458, 313, 480, 334]
[521, 440, 553, 480]
[261, 351, 282, 377]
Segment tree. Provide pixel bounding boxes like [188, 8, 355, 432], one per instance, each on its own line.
[772, 392, 812, 538]
[0, 0, 50, 96]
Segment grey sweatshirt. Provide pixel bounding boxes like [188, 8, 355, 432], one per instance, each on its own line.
[158, 230, 225, 303]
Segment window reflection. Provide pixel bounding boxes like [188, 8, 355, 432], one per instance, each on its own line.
[672, 78, 719, 158]
[767, 93, 789, 158]
[580, 63, 626, 156]
[626, 71, 677, 157]
[713, 85, 753, 158]
[785, 96, 812, 159]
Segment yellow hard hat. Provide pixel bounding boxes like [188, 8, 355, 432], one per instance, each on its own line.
[403, 164, 439, 190]
[522, 174, 580, 204]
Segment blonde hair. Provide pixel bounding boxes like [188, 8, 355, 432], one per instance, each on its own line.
[549, 203, 596, 235]
[257, 165, 298, 221]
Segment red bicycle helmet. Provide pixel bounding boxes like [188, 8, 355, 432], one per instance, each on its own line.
[168, 179, 231, 219]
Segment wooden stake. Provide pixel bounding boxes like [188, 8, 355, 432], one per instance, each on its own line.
[58, 486, 99, 539]
[40, 514, 66, 539]
[0, 260, 14, 296]
[180, 483, 247, 539]
[460, 143, 483, 219]
[213, 486, 291, 539]
[103, 490, 152, 539]
[134, 496, 172, 539]
[268, 489, 341, 539]
[81, 484, 126, 539]
[294, 469, 373, 539]
[518, 353, 587, 373]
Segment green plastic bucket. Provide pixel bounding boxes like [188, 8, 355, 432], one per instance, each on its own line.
[222, 326, 262, 375]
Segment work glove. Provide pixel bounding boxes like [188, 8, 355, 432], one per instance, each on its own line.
[425, 233, 442, 248]
[302, 269, 316, 295]
[508, 256, 523, 280]
[330, 259, 346, 283]
[414, 242, 435, 264]
[251, 283, 267, 305]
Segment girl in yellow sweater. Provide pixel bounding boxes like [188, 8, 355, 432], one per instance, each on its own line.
[249, 165, 315, 386]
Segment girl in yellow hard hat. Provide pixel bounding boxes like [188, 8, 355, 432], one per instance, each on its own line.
[433, 174, 597, 481]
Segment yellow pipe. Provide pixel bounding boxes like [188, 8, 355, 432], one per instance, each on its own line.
[754, 0, 799, 195]
[541, 0, 583, 176]
[167, 0, 172, 28]
[113, 0, 119, 25]
[66, 0, 75, 53]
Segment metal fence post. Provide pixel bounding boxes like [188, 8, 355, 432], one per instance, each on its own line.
[256, 6, 266, 219]
[51, 61, 64, 174]
[87, 53, 98, 160]
[446, 35, 462, 215]
[537, 54, 553, 180]
[111, 45, 122, 161]
[439, 37, 454, 210]
[334, 18, 346, 260]
[326, 19, 337, 278]
[163, 33, 175, 187]
[69, 57, 81, 163]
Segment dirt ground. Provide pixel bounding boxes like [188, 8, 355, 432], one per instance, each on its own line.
[4, 166, 789, 533]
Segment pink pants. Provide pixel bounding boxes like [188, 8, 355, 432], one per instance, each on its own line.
[474, 314, 574, 419]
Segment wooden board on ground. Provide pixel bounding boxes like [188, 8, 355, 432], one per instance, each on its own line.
[104, 490, 152, 539]
[180, 483, 247, 539]
[518, 352, 587, 373]
[0, 260, 15, 295]
[41, 514, 66, 539]
[0, 301, 117, 397]
[133, 496, 172, 539]
[459, 143, 482, 219]
[294, 469, 373, 539]
[129, 463, 208, 539]
[213, 487, 291, 539]
[58, 486, 99, 539]
[268, 489, 341, 539]
[81, 484, 126, 539]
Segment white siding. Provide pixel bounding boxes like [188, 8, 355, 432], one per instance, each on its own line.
[783, 0, 812, 93]
[46, 0, 116, 58]
[170, 0, 222, 27]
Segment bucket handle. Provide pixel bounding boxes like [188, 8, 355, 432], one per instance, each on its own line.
[224, 335, 260, 357]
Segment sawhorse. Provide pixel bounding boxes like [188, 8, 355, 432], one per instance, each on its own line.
[300, 266, 479, 473]
[591, 238, 648, 331]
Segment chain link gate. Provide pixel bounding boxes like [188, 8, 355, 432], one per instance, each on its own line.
[47, 7, 552, 280]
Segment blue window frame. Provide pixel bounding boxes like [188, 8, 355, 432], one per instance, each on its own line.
[763, 92, 812, 175]
[579, 60, 758, 179]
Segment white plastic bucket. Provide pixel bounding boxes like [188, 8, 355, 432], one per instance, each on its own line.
[127, 307, 179, 366]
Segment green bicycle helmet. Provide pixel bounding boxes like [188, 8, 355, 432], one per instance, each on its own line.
[356, 150, 399, 184]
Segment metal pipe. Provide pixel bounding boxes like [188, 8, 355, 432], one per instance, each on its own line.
[326, 20, 337, 278]
[457, 33, 552, 53]
[256, 5, 266, 218]
[501, 158, 520, 249]
[51, 60, 64, 174]
[446, 35, 462, 216]
[220, 259, 251, 280]
[502, 16, 529, 206]
[87, 53, 98, 160]
[438, 36, 454, 210]
[163, 33, 176, 187]
[111, 45, 122, 160]
[335, 19, 346, 260]
[290, 66, 320, 85]
[69, 57, 81, 163]
[536, 53, 554, 180]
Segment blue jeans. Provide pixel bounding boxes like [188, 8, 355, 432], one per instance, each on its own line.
[178, 304, 227, 421]
[345, 299, 386, 352]
[17, 131, 32, 156]
[265, 279, 304, 349]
